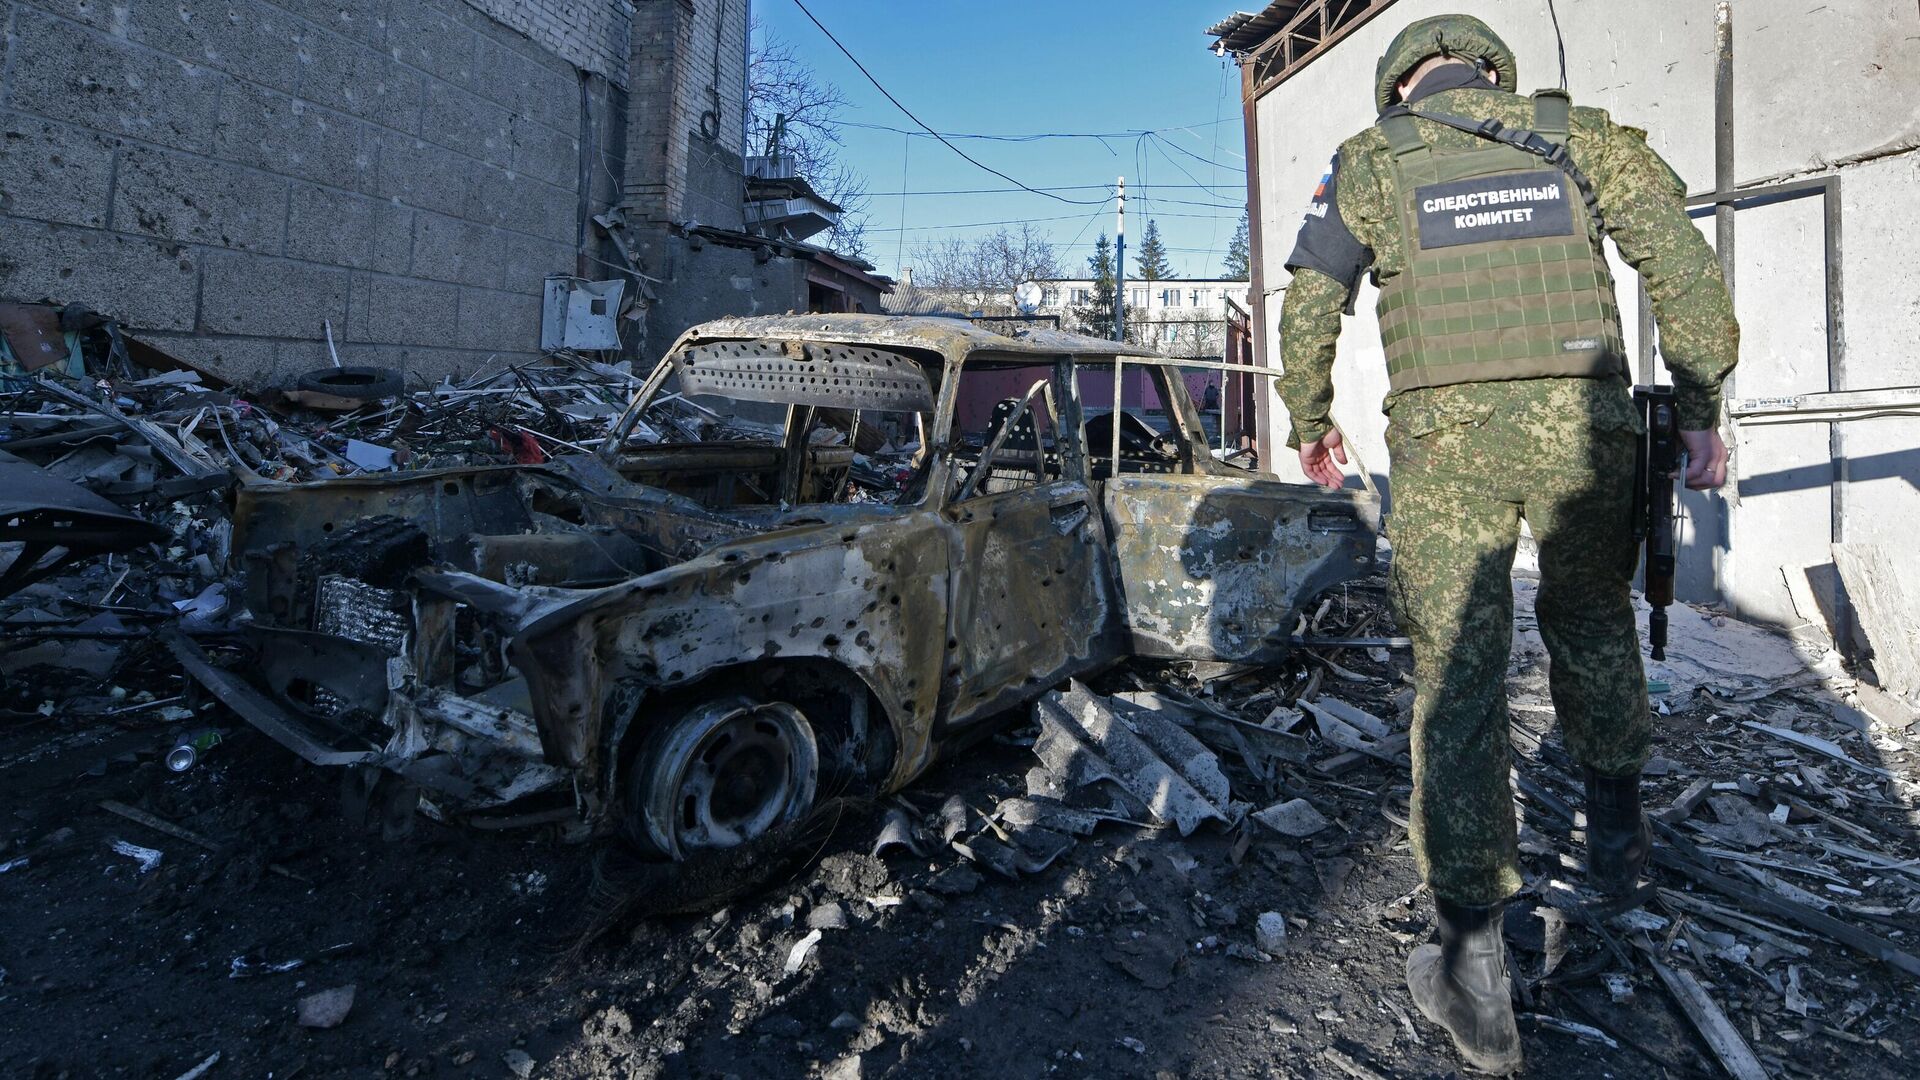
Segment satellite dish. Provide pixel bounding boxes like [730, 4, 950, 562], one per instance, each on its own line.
[1015, 280, 1043, 315]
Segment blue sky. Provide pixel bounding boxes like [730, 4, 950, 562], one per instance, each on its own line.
[755, 1, 1250, 280]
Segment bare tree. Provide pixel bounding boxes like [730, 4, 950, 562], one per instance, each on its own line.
[912, 223, 1065, 311]
[1151, 309, 1226, 358]
[748, 20, 870, 259]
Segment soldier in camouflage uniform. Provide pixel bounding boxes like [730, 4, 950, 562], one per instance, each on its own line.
[1274, 14, 1737, 1073]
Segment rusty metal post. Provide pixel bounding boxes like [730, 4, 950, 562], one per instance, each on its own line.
[1238, 57, 1272, 470]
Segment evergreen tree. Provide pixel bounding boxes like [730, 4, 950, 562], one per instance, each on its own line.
[1070, 232, 1117, 337]
[1222, 209, 1251, 281]
[1135, 219, 1173, 281]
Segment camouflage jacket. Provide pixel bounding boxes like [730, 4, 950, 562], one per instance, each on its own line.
[1275, 77, 1739, 444]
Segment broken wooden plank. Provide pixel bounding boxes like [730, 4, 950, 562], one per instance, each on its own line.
[1819, 839, 1920, 884]
[1656, 888, 1813, 957]
[1313, 749, 1369, 777]
[1740, 720, 1893, 780]
[1513, 770, 1578, 826]
[1656, 778, 1715, 824]
[1644, 951, 1772, 1080]
[1652, 822, 1920, 979]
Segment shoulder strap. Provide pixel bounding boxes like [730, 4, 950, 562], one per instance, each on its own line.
[1380, 102, 1605, 233]
[1377, 111, 1436, 188]
[1380, 112, 1428, 158]
[1531, 89, 1571, 140]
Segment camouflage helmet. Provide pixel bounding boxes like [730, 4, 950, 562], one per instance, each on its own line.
[1374, 14, 1517, 113]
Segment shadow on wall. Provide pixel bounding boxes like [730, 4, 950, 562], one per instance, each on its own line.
[1728, 447, 1920, 657]
[1738, 448, 1920, 498]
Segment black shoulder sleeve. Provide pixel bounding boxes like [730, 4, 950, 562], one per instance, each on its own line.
[1282, 152, 1372, 313]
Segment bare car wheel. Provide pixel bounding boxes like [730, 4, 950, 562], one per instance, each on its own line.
[628, 698, 820, 860]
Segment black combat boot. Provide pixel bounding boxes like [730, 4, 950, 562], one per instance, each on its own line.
[1406, 898, 1522, 1075]
[1584, 767, 1652, 897]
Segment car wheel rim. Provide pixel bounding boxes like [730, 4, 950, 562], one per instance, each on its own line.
[639, 700, 818, 858]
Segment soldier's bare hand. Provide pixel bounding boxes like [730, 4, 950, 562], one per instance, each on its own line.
[1679, 428, 1728, 490]
[1299, 429, 1349, 489]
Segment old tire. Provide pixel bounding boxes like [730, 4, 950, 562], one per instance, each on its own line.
[296, 366, 404, 401]
[626, 697, 820, 860]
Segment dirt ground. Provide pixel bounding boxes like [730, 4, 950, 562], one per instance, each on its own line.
[4, 582, 1918, 1079]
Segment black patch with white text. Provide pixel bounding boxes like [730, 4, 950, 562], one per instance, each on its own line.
[1285, 152, 1372, 311]
[1413, 170, 1576, 249]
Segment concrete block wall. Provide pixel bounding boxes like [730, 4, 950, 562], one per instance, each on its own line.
[637, 233, 806, 350]
[624, 0, 745, 228]
[1241, 0, 1920, 635]
[0, 0, 617, 387]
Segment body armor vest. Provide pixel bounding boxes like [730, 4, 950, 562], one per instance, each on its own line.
[1375, 90, 1626, 393]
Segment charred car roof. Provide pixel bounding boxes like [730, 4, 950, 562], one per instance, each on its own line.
[673, 313, 1170, 366]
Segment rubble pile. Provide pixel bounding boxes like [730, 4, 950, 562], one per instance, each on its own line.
[743, 577, 1918, 1076]
[2, 304, 1916, 1077]
[4, 307, 648, 485]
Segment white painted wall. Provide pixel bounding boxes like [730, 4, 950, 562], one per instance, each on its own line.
[1246, 0, 1920, 632]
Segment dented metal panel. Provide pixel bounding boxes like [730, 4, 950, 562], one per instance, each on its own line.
[940, 481, 1118, 732]
[674, 340, 936, 412]
[1102, 475, 1380, 662]
[513, 508, 953, 805]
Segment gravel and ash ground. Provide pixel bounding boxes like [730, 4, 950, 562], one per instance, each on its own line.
[4, 580, 1918, 1079]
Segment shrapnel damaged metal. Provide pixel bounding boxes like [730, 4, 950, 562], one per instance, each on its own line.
[204, 314, 1381, 853]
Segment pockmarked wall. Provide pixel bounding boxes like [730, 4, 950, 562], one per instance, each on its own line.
[1247, 0, 1920, 633]
[0, 0, 630, 387]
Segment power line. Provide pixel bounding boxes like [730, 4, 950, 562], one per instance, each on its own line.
[855, 183, 1233, 197]
[1149, 132, 1247, 174]
[1055, 239, 1236, 255]
[867, 212, 1092, 234]
[789, 0, 1108, 206]
[838, 118, 1241, 142]
[1138, 195, 1247, 211]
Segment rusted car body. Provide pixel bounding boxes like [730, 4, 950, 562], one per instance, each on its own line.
[190, 315, 1378, 854]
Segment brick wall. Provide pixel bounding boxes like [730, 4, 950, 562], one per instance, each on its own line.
[623, 0, 745, 227]
[463, 0, 633, 86]
[0, 0, 623, 386]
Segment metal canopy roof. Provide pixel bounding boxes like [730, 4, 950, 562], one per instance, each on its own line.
[1207, 0, 1402, 95]
[1205, 4, 1308, 54]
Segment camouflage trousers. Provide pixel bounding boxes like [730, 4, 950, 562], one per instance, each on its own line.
[1384, 378, 1650, 906]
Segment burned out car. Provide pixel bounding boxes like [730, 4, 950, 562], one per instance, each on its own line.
[179, 315, 1378, 856]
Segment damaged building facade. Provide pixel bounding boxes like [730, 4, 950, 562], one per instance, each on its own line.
[1212, 0, 1920, 656]
[0, 0, 886, 387]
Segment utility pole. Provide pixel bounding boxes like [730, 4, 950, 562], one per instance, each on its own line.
[1113, 176, 1126, 342]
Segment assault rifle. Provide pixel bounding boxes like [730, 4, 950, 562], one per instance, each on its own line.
[1632, 386, 1680, 660]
